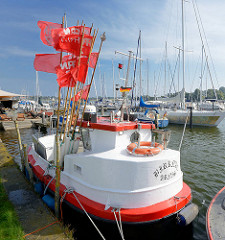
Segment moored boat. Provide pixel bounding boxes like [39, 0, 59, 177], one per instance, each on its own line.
[28, 16, 198, 239]
[206, 186, 225, 240]
[27, 115, 198, 239]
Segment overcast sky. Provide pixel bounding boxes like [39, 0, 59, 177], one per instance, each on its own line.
[1, 0, 225, 98]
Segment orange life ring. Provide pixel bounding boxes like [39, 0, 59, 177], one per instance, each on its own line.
[127, 141, 163, 156]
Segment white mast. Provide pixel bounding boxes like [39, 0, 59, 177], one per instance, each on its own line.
[181, 0, 185, 107]
[36, 71, 39, 103]
[112, 58, 115, 102]
[139, 31, 142, 99]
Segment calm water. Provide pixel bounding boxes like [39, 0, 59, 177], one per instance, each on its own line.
[1, 120, 225, 240]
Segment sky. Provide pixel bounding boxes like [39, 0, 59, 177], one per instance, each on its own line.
[1, 0, 225, 98]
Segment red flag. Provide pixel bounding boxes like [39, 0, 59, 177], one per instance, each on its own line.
[73, 84, 90, 101]
[51, 26, 93, 55]
[37, 21, 61, 46]
[71, 57, 89, 84]
[33, 53, 60, 73]
[89, 52, 99, 68]
[56, 67, 76, 88]
[56, 55, 77, 88]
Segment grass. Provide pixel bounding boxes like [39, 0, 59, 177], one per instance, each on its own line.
[0, 176, 24, 240]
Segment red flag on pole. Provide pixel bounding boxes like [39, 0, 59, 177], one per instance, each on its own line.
[37, 21, 61, 46]
[73, 84, 90, 101]
[51, 26, 93, 55]
[33, 53, 61, 73]
[89, 52, 99, 68]
[71, 57, 89, 84]
[55, 55, 78, 88]
[56, 68, 76, 88]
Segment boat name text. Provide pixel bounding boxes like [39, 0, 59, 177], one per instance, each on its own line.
[153, 160, 178, 180]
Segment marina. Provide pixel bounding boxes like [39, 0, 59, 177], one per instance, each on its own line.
[1, 0, 225, 239]
[1, 119, 225, 239]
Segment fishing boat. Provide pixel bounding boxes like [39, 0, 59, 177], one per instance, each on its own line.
[206, 186, 225, 240]
[27, 18, 198, 239]
[27, 110, 198, 239]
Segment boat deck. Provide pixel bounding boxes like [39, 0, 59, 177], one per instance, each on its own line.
[207, 186, 225, 240]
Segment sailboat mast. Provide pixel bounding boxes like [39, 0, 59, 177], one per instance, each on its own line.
[181, 0, 185, 106]
[139, 30, 142, 99]
[200, 45, 203, 105]
[112, 59, 115, 102]
[36, 71, 39, 104]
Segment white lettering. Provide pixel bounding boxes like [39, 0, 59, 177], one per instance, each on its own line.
[83, 38, 92, 47]
[60, 62, 68, 70]
[67, 60, 76, 69]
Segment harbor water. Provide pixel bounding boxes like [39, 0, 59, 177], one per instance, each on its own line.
[1, 120, 225, 240]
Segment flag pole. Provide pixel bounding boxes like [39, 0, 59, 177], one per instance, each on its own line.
[62, 24, 86, 138]
[60, 87, 69, 139]
[71, 30, 99, 139]
[55, 16, 64, 219]
[62, 86, 73, 142]
[69, 28, 97, 135]
[76, 32, 106, 138]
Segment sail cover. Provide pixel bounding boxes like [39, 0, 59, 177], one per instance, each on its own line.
[157, 88, 185, 104]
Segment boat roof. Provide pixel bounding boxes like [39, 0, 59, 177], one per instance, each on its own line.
[78, 117, 155, 132]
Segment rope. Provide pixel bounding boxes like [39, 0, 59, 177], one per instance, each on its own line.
[173, 195, 191, 222]
[60, 187, 106, 240]
[43, 163, 56, 195]
[43, 175, 55, 196]
[178, 112, 189, 151]
[23, 220, 59, 238]
[112, 208, 125, 240]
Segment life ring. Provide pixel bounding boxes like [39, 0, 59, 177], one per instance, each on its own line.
[127, 141, 163, 156]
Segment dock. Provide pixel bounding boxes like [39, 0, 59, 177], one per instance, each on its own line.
[0, 118, 43, 131]
[0, 139, 72, 240]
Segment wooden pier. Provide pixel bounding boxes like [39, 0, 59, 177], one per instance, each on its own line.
[0, 118, 43, 131]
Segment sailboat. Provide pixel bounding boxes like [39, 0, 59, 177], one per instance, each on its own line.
[157, 0, 225, 127]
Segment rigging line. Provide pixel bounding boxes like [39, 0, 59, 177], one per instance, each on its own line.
[168, 56, 178, 94]
[131, 31, 140, 107]
[179, 111, 189, 152]
[192, 0, 218, 100]
[193, 0, 219, 89]
[190, 52, 201, 93]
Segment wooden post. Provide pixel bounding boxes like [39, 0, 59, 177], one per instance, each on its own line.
[55, 134, 61, 218]
[22, 144, 33, 184]
[60, 87, 70, 139]
[14, 120, 25, 173]
[55, 15, 64, 219]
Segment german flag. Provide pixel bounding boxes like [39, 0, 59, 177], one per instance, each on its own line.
[120, 86, 132, 92]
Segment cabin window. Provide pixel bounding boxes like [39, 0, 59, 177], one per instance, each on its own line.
[130, 131, 140, 143]
[36, 143, 47, 160]
[74, 164, 82, 174]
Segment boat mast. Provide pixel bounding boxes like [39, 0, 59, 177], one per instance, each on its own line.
[36, 71, 39, 104]
[112, 58, 115, 103]
[200, 45, 203, 105]
[139, 30, 142, 100]
[115, 50, 143, 119]
[181, 0, 185, 107]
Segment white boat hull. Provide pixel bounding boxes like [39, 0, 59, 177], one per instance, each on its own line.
[159, 109, 225, 126]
